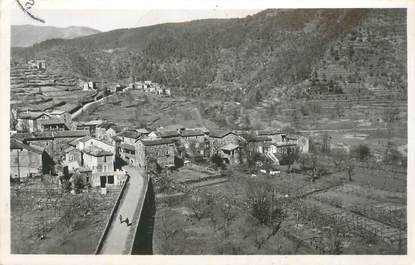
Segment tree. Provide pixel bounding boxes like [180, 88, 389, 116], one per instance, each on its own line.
[60, 208, 75, 233]
[72, 173, 84, 194]
[187, 193, 215, 221]
[321, 133, 331, 154]
[281, 147, 300, 173]
[351, 144, 371, 161]
[332, 150, 355, 181]
[210, 153, 224, 170]
[299, 153, 325, 182]
[384, 141, 405, 166]
[382, 107, 399, 137]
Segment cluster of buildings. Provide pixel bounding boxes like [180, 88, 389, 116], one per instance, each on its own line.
[11, 106, 309, 188]
[79, 79, 172, 96]
[27, 59, 46, 70]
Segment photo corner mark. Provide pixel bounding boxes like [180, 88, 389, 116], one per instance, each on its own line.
[15, 0, 45, 23]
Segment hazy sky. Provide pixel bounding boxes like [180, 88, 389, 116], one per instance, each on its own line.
[11, 8, 260, 32]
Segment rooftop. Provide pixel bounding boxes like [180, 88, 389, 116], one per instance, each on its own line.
[39, 118, 69, 126]
[54, 130, 90, 138]
[18, 112, 49, 120]
[83, 146, 113, 157]
[221, 143, 239, 151]
[181, 129, 204, 137]
[120, 143, 135, 151]
[209, 130, 234, 138]
[159, 130, 180, 138]
[10, 139, 44, 154]
[249, 136, 272, 142]
[119, 130, 141, 139]
[140, 138, 175, 146]
[257, 129, 284, 136]
[69, 136, 93, 146]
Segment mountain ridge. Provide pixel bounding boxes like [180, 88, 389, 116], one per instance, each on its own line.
[11, 25, 101, 47]
[11, 9, 406, 106]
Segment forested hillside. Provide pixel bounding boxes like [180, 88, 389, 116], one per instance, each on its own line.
[12, 9, 406, 106]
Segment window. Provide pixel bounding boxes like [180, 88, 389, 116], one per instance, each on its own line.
[69, 155, 74, 161]
[104, 156, 107, 162]
[107, 175, 114, 184]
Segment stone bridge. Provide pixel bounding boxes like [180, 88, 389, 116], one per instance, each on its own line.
[95, 166, 155, 254]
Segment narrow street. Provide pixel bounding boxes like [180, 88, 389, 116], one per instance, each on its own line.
[98, 166, 147, 254]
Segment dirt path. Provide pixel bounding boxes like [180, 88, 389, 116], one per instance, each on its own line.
[98, 166, 146, 254]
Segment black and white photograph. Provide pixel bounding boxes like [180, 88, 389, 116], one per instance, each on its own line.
[1, 0, 414, 263]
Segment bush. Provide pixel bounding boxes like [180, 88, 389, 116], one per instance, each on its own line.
[351, 144, 371, 161]
[210, 154, 224, 170]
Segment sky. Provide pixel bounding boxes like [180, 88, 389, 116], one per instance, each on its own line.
[11, 8, 260, 32]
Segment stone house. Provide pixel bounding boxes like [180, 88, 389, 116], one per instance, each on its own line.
[247, 135, 273, 154]
[179, 129, 208, 157]
[65, 136, 124, 188]
[220, 143, 240, 165]
[256, 130, 287, 144]
[96, 123, 118, 141]
[118, 130, 143, 145]
[10, 139, 55, 179]
[135, 138, 176, 169]
[13, 131, 55, 156]
[16, 112, 51, 132]
[39, 118, 70, 132]
[208, 130, 240, 156]
[76, 120, 104, 136]
[119, 143, 136, 166]
[48, 110, 72, 124]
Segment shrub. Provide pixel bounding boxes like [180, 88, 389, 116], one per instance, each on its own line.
[351, 144, 371, 161]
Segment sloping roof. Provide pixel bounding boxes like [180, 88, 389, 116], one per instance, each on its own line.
[18, 112, 50, 120]
[221, 143, 239, 151]
[118, 130, 140, 139]
[249, 136, 272, 142]
[120, 143, 135, 151]
[83, 146, 113, 157]
[181, 129, 204, 137]
[111, 135, 122, 142]
[69, 136, 93, 146]
[257, 129, 283, 136]
[49, 110, 66, 115]
[209, 130, 234, 138]
[140, 138, 175, 146]
[39, 118, 68, 126]
[135, 128, 149, 134]
[158, 124, 185, 132]
[64, 146, 76, 153]
[98, 122, 117, 130]
[81, 120, 104, 126]
[54, 130, 90, 138]
[159, 130, 180, 138]
[10, 139, 44, 154]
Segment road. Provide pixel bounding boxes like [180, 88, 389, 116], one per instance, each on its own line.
[98, 166, 147, 254]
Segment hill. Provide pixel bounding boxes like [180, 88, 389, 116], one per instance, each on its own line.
[11, 25, 101, 47]
[11, 9, 406, 106]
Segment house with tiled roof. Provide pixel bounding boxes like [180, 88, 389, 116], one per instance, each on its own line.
[135, 138, 176, 169]
[39, 118, 70, 131]
[16, 111, 51, 132]
[63, 136, 124, 188]
[10, 139, 55, 178]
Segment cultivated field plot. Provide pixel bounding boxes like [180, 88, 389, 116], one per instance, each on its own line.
[77, 91, 218, 129]
[154, 162, 406, 254]
[10, 178, 120, 254]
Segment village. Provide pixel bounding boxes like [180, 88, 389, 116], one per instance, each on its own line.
[9, 56, 407, 255]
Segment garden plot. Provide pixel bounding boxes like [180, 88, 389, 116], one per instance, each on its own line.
[292, 198, 406, 249]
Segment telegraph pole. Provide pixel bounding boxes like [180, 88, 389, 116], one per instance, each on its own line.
[17, 149, 21, 180]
